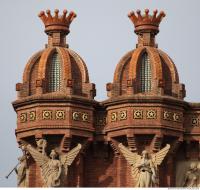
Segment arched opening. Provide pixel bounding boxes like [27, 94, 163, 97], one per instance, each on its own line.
[138, 52, 152, 92]
[46, 52, 62, 92]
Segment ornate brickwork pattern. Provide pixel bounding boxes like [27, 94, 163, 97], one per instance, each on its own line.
[191, 117, 200, 126]
[20, 113, 27, 123]
[72, 111, 91, 122]
[163, 111, 183, 123]
[163, 111, 172, 121]
[146, 110, 157, 119]
[29, 111, 36, 121]
[55, 110, 65, 120]
[72, 112, 80, 121]
[119, 110, 127, 121]
[173, 113, 182, 123]
[82, 113, 89, 122]
[133, 110, 143, 119]
[42, 110, 53, 120]
[111, 112, 117, 122]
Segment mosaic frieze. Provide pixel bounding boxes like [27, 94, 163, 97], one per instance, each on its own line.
[146, 110, 157, 119]
[133, 110, 143, 119]
[19, 110, 91, 123]
[19, 113, 27, 123]
[29, 111, 36, 121]
[19, 108, 185, 125]
[119, 110, 127, 120]
[110, 110, 127, 122]
[111, 112, 118, 122]
[82, 113, 89, 122]
[72, 111, 91, 122]
[191, 116, 200, 126]
[163, 111, 172, 121]
[55, 110, 65, 120]
[173, 113, 182, 122]
[42, 110, 53, 120]
[19, 111, 37, 123]
[110, 109, 159, 122]
[163, 110, 183, 123]
[191, 118, 198, 126]
[72, 112, 80, 121]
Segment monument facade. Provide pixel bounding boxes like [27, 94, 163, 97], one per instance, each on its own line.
[12, 8, 200, 187]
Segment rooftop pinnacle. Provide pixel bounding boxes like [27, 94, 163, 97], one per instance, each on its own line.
[128, 9, 166, 35]
[38, 9, 77, 35]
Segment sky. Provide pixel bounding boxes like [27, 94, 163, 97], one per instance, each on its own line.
[1, 0, 200, 187]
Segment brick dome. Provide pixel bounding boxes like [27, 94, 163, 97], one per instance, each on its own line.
[16, 9, 95, 99]
[107, 9, 185, 99]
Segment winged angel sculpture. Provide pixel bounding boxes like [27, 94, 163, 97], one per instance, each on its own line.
[25, 143, 82, 187]
[118, 143, 170, 187]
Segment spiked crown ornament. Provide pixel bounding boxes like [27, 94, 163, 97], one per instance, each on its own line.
[128, 9, 166, 34]
[38, 9, 76, 35]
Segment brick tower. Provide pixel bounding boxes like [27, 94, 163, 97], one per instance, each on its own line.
[12, 9, 96, 187]
[12, 8, 200, 187]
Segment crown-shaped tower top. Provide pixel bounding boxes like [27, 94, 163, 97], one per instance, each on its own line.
[38, 9, 76, 47]
[38, 9, 76, 35]
[128, 9, 166, 35]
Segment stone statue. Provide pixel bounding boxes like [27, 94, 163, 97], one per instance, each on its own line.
[182, 162, 198, 187]
[198, 163, 200, 187]
[25, 143, 82, 187]
[36, 138, 47, 155]
[118, 143, 170, 187]
[15, 156, 28, 187]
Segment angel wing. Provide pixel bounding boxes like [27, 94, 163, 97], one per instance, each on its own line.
[118, 143, 141, 179]
[26, 144, 51, 186]
[151, 144, 170, 169]
[60, 144, 82, 174]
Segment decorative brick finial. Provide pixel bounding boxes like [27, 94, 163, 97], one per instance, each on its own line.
[38, 9, 76, 35]
[128, 9, 166, 34]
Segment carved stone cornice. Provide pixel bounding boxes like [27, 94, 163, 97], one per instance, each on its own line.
[12, 94, 99, 110]
[102, 95, 187, 108]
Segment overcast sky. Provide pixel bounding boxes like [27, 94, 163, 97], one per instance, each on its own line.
[1, 0, 200, 187]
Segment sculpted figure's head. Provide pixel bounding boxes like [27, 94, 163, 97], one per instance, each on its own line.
[190, 162, 197, 171]
[36, 138, 47, 146]
[141, 150, 149, 158]
[36, 139, 42, 146]
[50, 149, 58, 159]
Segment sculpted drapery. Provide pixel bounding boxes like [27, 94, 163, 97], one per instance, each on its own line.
[118, 143, 170, 187]
[25, 143, 82, 187]
[15, 156, 28, 187]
